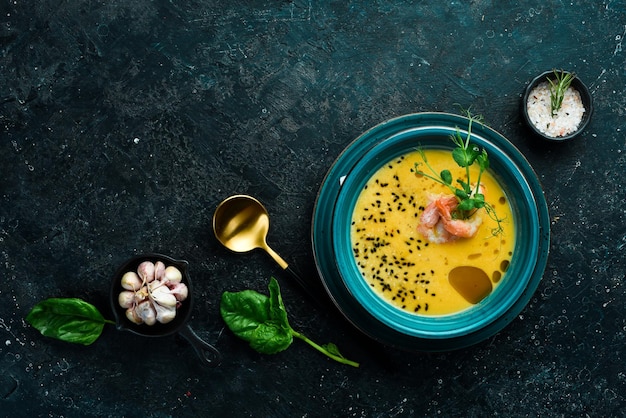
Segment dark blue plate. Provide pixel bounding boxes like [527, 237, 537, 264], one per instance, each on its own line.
[312, 113, 550, 351]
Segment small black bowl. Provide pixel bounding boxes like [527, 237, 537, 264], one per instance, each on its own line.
[522, 70, 593, 141]
[110, 253, 221, 366]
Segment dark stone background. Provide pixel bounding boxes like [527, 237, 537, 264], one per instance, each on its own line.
[1, 1, 625, 416]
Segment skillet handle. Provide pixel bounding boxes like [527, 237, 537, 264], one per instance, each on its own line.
[179, 325, 222, 367]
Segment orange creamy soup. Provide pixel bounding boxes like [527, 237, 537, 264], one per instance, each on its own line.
[350, 150, 515, 315]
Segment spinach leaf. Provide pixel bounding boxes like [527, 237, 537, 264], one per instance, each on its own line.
[26, 298, 114, 346]
[220, 282, 292, 354]
[220, 278, 359, 367]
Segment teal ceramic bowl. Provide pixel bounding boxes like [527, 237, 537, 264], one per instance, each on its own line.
[312, 113, 550, 351]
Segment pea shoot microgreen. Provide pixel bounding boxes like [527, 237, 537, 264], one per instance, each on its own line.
[548, 69, 575, 116]
[413, 109, 504, 237]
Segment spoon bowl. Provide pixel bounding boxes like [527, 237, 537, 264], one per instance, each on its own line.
[213, 195, 287, 268]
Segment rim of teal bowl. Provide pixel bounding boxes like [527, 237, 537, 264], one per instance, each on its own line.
[312, 113, 550, 351]
[333, 126, 538, 338]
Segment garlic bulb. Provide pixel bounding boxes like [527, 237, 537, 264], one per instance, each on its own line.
[121, 272, 142, 291]
[137, 261, 156, 283]
[169, 282, 188, 301]
[126, 307, 143, 324]
[118, 261, 188, 326]
[153, 301, 177, 324]
[154, 261, 166, 281]
[136, 300, 156, 326]
[118, 290, 136, 308]
[164, 266, 182, 283]
[150, 285, 178, 308]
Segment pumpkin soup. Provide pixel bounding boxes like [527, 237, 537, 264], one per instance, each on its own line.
[350, 150, 515, 315]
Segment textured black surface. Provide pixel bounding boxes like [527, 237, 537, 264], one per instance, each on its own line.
[1, 1, 625, 416]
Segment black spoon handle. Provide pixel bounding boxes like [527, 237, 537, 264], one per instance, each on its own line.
[284, 264, 333, 310]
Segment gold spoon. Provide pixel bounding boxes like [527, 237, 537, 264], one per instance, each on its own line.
[212, 195, 327, 306]
[212, 195, 288, 269]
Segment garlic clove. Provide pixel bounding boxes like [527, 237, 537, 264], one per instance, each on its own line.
[168, 282, 189, 301]
[125, 307, 143, 324]
[135, 300, 157, 326]
[121, 271, 142, 291]
[137, 261, 156, 283]
[154, 261, 166, 281]
[163, 266, 182, 283]
[118, 290, 136, 308]
[150, 285, 178, 308]
[153, 301, 177, 324]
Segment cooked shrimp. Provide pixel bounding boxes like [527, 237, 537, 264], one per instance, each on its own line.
[417, 199, 453, 244]
[435, 198, 483, 238]
[417, 194, 483, 243]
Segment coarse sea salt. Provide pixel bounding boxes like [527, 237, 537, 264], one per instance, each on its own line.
[526, 81, 586, 138]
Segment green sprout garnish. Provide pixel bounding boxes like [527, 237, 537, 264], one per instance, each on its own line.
[413, 109, 504, 237]
[548, 69, 575, 116]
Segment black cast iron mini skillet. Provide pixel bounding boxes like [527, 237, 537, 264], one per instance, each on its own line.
[110, 253, 221, 367]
